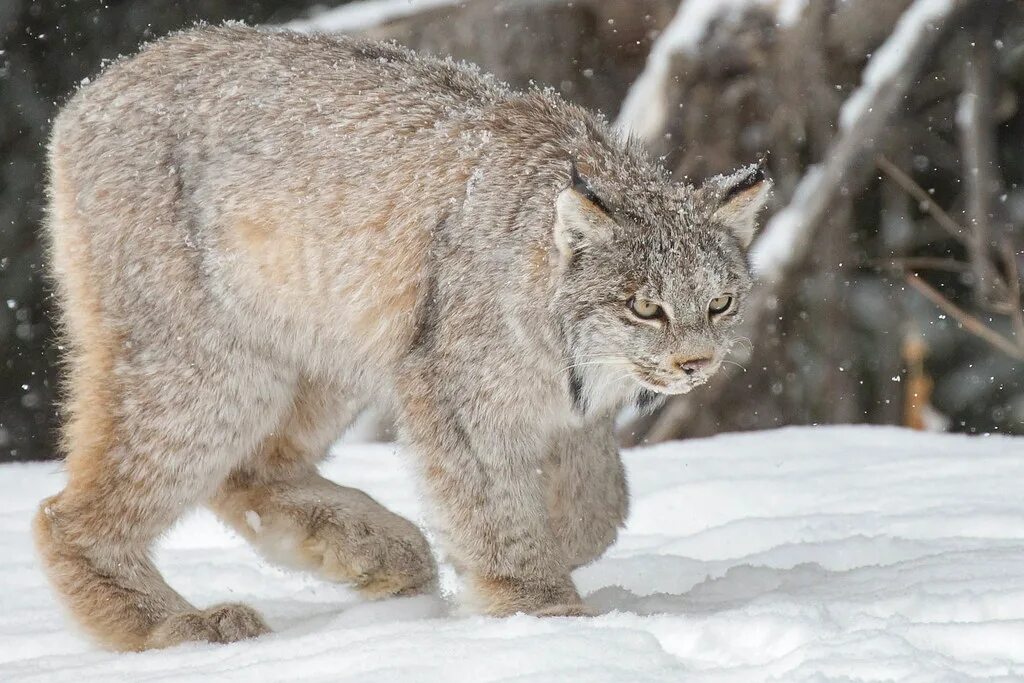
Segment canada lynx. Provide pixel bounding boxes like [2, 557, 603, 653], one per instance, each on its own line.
[34, 25, 770, 650]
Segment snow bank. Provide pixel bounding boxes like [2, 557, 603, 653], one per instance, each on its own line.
[2, 426, 1023, 680]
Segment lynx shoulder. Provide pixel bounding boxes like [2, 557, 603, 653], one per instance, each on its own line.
[35, 25, 770, 650]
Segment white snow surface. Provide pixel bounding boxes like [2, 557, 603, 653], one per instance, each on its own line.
[3, 426, 1024, 681]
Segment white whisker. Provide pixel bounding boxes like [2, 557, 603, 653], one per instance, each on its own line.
[722, 359, 747, 372]
[606, 368, 641, 386]
[731, 336, 754, 352]
[555, 358, 625, 376]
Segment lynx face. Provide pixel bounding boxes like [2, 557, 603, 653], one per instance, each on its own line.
[553, 163, 771, 402]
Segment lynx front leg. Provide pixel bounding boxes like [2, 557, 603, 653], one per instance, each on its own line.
[209, 377, 436, 599]
[400, 391, 584, 617]
[546, 419, 629, 569]
[211, 471, 437, 598]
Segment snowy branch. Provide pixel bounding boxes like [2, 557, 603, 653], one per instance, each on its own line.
[614, 0, 771, 142]
[750, 0, 963, 283]
[286, 0, 461, 34]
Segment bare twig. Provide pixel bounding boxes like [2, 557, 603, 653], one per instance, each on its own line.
[878, 257, 969, 273]
[751, 0, 970, 282]
[878, 154, 1016, 316]
[875, 154, 966, 242]
[905, 272, 1023, 359]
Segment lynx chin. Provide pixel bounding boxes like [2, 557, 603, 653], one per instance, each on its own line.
[34, 25, 771, 650]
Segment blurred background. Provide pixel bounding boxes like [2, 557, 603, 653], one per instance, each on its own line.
[1, 0, 1021, 463]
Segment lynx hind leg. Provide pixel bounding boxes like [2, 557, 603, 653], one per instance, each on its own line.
[33, 334, 286, 650]
[209, 379, 437, 599]
[36, 110, 287, 651]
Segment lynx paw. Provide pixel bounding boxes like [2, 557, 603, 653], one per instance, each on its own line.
[145, 603, 270, 649]
[302, 518, 438, 598]
[473, 575, 587, 617]
[531, 602, 596, 617]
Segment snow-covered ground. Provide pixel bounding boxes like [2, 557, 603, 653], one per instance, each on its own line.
[2, 426, 1023, 681]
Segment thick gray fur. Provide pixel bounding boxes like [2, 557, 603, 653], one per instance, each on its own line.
[33, 24, 770, 649]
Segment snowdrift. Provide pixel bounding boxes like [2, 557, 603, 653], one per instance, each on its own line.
[1, 426, 1022, 680]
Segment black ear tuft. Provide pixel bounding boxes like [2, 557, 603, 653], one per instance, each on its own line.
[706, 159, 773, 249]
[569, 159, 611, 214]
[722, 157, 767, 202]
[554, 160, 617, 262]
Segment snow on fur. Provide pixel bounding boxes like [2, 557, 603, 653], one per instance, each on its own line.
[3, 426, 1023, 680]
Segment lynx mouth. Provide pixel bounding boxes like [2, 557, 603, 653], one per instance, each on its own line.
[631, 368, 696, 396]
[631, 359, 721, 395]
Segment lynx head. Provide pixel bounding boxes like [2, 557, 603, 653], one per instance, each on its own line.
[551, 158, 771, 410]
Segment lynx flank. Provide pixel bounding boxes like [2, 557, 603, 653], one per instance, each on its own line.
[35, 25, 770, 651]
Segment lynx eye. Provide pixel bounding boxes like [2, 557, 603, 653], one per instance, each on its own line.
[708, 295, 734, 316]
[628, 297, 664, 320]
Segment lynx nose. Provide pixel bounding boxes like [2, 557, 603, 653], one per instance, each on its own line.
[671, 356, 711, 376]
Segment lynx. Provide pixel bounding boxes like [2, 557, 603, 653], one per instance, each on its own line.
[34, 25, 770, 650]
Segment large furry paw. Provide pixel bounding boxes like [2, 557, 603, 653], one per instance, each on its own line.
[301, 516, 438, 598]
[144, 603, 270, 649]
[473, 575, 587, 617]
[531, 602, 596, 617]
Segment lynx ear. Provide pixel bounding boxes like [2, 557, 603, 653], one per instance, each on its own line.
[554, 162, 615, 261]
[706, 162, 772, 248]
